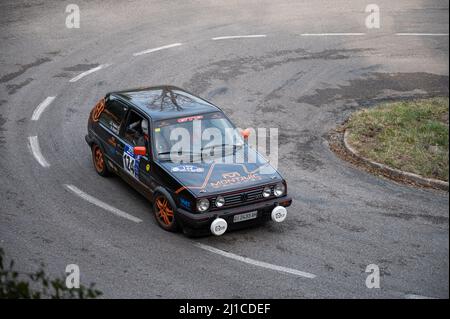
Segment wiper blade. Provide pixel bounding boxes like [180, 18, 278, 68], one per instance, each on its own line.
[157, 151, 175, 155]
[201, 143, 243, 151]
[157, 151, 204, 161]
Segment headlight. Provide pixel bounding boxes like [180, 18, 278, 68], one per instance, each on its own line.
[197, 198, 210, 212]
[274, 183, 285, 197]
[215, 196, 225, 207]
[262, 186, 271, 198]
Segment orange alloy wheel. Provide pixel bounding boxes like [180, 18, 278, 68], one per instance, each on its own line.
[155, 196, 175, 227]
[93, 145, 105, 173]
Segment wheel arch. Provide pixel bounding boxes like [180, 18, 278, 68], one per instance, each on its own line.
[86, 132, 106, 151]
[153, 186, 178, 213]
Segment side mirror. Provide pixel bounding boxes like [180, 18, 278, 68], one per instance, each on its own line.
[134, 146, 147, 156]
[241, 128, 251, 140]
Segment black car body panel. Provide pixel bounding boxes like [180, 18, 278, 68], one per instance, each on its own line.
[158, 150, 282, 197]
[113, 85, 221, 121]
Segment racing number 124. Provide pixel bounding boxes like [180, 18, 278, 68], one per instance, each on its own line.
[123, 152, 135, 175]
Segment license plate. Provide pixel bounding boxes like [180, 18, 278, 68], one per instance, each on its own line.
[233, 211, 258, 223]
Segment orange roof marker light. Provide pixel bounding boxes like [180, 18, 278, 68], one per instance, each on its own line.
[241, 128, 251, 140]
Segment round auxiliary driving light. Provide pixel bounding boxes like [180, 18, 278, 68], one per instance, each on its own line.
[210, 218, 227, 236]
[215, 196, 225, 207]
[271, 206, 287, 223]
[274, 183, 285, 197]
[197, 198, 210, 212]
[262, 186, 271, 198]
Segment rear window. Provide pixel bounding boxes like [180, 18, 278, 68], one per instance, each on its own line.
[99, 98, 128, 135]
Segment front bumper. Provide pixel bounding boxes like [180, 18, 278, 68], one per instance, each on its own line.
[176, 196, 292, 234]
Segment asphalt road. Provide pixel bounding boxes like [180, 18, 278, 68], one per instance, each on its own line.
[0, 0, 448, 298]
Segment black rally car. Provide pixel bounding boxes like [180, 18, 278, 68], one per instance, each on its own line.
[85, 86, 292, 236]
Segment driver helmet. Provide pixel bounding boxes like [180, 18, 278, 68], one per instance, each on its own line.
[141, 119, 149, 136]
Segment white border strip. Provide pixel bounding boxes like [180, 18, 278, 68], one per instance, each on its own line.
[28, 136, 50, 167]
[69, 64, 111, 83]
[31, 96, 56, 121]
[133, 43, 183, 57]
[195, 243, 316, 279]
[404, 294, 436, 299]
[396, 33, 449, 36]
[64, 184, 143, 223]
[212, 35, 267, 40]
[300, 33, 365, 36]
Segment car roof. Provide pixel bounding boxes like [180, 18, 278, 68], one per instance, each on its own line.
[109, 85, 221, 121]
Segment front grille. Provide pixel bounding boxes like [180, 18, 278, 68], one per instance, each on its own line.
[210, 185, 274, 209]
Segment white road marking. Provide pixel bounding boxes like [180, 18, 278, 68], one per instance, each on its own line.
[212, 35, 267, 40]
[404, 294, 436, 299]
[194, 242, 316, 279]
[396, 33, 449, 36]
[64, 184, 143, 223]
[69, 64, 111, 83]
[300, 33, 365, 36]
[133, 43, 183, 57]
[28, 136, 50, 167]
[31, 96, 56, 121]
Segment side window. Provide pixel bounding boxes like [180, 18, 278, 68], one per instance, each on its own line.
[98, 98, 128, 135]
[123, 110, 150, 147]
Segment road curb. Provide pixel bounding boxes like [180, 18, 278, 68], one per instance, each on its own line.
[343, 130, 449, 191]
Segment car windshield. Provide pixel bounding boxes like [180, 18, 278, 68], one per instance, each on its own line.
[154, 112, 244, 161]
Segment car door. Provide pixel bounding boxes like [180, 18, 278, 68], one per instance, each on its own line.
[135, 118, 154, 189]
[117, 108, 154, 196]
[95, 96, 128, 167]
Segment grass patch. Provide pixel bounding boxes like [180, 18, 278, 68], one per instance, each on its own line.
[346, 97, 449, 181]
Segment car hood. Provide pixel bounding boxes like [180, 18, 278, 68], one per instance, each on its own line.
[159, 148, 282, 196]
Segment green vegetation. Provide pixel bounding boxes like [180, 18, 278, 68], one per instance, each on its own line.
[0, 248, 102, 299]
[346, 97, 449, 181]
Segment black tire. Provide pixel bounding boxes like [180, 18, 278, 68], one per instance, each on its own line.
[153, 193, 179, 232]
[91, 144, 110, 177]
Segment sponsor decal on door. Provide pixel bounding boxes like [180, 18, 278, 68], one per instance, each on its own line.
[123, 144, 141, 179]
